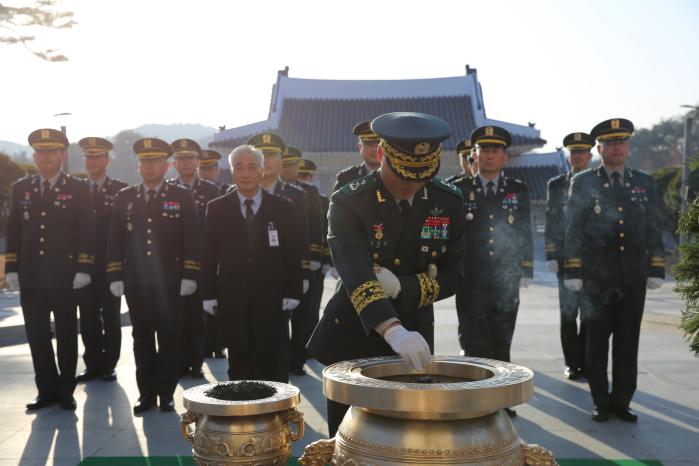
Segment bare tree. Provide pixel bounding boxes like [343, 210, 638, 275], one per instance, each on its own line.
[0, 0, 75, 61]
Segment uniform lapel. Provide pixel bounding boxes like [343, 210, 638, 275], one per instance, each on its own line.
[373, 175, 402, 235]
[399, 185, 429, 252]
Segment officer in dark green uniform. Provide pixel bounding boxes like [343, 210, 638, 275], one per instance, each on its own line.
[332, 120, 380, 192]
[281, 147, 324, 375]
[5, 128, 96, 411]
[445, 139, 475, 183]
[76, 137, 128, 383]
[452, 125, 533, 417]
[564, 118, 665, 423]
[198, 149, 230, 195]
[545, 132, 593, 380]
[106, 137, 200, 413]
[307, 112, 465, 437]
[169, 138, 221, 378]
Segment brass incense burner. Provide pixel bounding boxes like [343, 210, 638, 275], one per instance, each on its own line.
[300, 356, 557, 465]
[181, 381, 304, 466]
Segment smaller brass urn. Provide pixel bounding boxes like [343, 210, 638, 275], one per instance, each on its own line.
[181, 381, 304, 466]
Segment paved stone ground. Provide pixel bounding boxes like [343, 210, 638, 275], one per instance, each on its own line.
[0, 267, 696, 466]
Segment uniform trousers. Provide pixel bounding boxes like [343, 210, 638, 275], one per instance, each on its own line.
[558, 278, 587, 371]
[78, 274, 122, 374]
[180, 291, 204, 373]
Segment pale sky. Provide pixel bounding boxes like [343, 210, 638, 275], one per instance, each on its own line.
[2, 0, 698, 150]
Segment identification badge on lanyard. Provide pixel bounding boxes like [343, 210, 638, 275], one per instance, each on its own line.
[268, 222, 279, 247]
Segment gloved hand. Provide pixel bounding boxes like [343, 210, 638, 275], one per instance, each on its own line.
[302, 279, 309, 294]
[519, 277, 531, 289]
[383, 324, 431, 371]
[110, 281, 124, 297]
[180, 279, 197, 296]
[203, 299, 218, 315]
[564, 279, 583, 292]
[322, 264, 331, 274]
[282, 298, 300, 311]
[546, 260, 559, 274]
[328, 267, 339, 279]
[375, 267, 401, 299]
[647, 277, 663, 290]
[72, 272, 91, 290]
[5, 272, 19, 290]
[309, 260, 321, 272]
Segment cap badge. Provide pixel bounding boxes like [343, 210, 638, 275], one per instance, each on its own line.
[181, 140, 188, 148]
[41, 129, 49, 139]
[574, 133, 582, 141]
[485, 127, 494, 136]
[415, 142, 431, 155]
[611, 119, 620, 129]
[144, 139, 152, 149]
[262, 134, 272, 144]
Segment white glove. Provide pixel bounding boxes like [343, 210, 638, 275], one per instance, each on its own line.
[309, 260, 321, 272]
[546, 260, 559, 273]
[328, 267, 339, 279]
[302, 279, 309, 294]
[180, 279, 197, 296]
[647, 277, 663, 290]
[519, 277, 531, 289]
[564, 279, 583, 292]
[110, 281, 124, 297]
[383, 324, 431, 371]
[322, 264, 331, 274]
[5, 272, 19, 290]
[375, 267, 401, 299]
[282, 298, 300, 311]
[203, 299, 218, 315]
[72, 272, 91, 290]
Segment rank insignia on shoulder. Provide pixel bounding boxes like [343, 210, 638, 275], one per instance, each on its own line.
[376, 189, 386, 203]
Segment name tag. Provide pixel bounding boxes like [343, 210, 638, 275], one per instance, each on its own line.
[268, 222, 279, 247]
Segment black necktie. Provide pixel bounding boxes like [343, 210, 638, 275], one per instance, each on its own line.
[244, 198, 255, 220]
[147, 189, 156, 211]
[92, 183, 100, 200]
[399, 200, 411, 219]
[41, 181, 51, 201]
[486, 181, 495, 197]
[611, 172, 623, 198]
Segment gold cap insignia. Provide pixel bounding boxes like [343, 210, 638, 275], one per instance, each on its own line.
[144, 139, 152, 149]
[574, 133, 582, 141]
[181, 140, 188, 148]
[89, 138, 96, 146]
[485, 127, 494, 136]
[611, 119, 620, 129]
[262, 134, 271, 144]
[415, 142, 431, 155]
[41, 129, 49, 139]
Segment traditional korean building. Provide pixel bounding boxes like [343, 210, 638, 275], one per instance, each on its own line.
[211, 66, 567, 232]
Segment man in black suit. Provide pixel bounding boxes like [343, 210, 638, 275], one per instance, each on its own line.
[169, 138, 221, 379]
[76, 137, 128, 383]
[5, 128, 96, 410]
[106, 138, 200, 413]
[201, 145, 303, 383]
[332, 120, 381, 192]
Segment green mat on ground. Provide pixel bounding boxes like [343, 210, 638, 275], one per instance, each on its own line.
[78, 457, 663, 465]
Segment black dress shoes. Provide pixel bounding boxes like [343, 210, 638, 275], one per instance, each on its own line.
[505, 408, 517, 418]
[159, 397, 175, 412]
[214, 350, 226, 359]
[190, 367, 204, 379]
[26, 396, 57, 410]
[102, 370, 117, 382]
[291, 366, 307, 376]
[613, 406, 638, 422]
[60, 396, 77, 410]
[133, 397, 156, 414]
[76, 370, 101, 382]
[592, 407, 611, 422]
[564, 367, 582, 380]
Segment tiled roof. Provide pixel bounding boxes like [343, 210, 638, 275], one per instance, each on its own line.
[212, 96, 545, 152]
[504, 165, 563, 202]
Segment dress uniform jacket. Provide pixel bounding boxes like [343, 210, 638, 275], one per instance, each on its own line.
[5, 172, 96, 399]
[451, 174, 533, 361]
[307, 173, 465, 365]
[79, 176, 127, 375]
[544, 172, 571, 269]
[332, 163, 372, 193]
[564, 166, 665, 411]
[169, 177, 221, 227]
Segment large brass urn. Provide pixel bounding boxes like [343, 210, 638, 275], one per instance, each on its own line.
[181, 381, 305, 466]
[300, 356, 557, 465]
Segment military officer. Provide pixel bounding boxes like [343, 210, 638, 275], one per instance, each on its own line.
[332, 120, 380, 192]
[564, 118, 665, 423]
[445, 139, 476, 183]
[307, 112, 465, 437]
[198, 149, 230, 195]
[280, 147, 324, 375]
[248, 132, 311, 298]
[76, 137, 128, 383]
[201, 145, 304, 383]
[106, 137, 200, 413]
[5, 128, 96, 410]
[169, 138, 221, 378]
[452, 125, 533, 417]
[545, 132, 594, 380]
